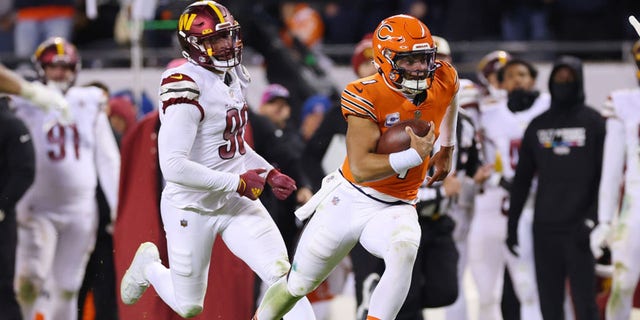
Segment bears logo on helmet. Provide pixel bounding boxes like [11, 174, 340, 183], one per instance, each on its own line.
[177, 1, 242, 71]
[372, 15, 437, 95]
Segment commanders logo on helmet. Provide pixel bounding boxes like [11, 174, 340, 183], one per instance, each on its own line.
[476, 50, 512, 87]
[32, 37, 80, 92]
[372, 15, 437, 94]
[177, 1, 242, 71]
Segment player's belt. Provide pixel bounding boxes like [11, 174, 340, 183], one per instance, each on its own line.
[339, 170, 410, 206]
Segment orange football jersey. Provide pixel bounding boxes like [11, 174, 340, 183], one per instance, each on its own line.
[340, 60, 459, 201]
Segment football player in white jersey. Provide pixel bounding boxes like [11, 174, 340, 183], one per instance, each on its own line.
[12, 37, 120, 320]
[591, 40, 640, 320]
[468, 58, 549, 320]
[119, 2, 315, 319]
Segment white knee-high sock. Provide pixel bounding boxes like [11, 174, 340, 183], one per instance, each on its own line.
[283, 296, 316, 320]
[256, 277, 304, 320]
[145, 261, 179, 311]
[367, 241, 418, 319]
[52, 290, 78, 320]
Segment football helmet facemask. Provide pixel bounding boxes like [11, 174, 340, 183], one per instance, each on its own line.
[177, 1, 242, 71]
[32, 37, 80, 92]
[372, 15, 437, 95]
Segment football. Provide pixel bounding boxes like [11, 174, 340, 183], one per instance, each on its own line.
[376, 119, 431, 154]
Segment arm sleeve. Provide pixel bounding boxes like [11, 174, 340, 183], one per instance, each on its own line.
[438, 95, 459, 147]
[507, 124, 537, 235]
[597, 117, 624, 224]
[94, 111, 121, 221]
[0, 119, 35, 210]
[0, 65, 22, 95]
[158, 104, 240, 192]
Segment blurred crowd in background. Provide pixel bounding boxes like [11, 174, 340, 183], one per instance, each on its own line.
[0, 0, 639, 67]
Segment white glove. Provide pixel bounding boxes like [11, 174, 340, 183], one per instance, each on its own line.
[590, 222, 612, 258]
[20, 81, 73, 126]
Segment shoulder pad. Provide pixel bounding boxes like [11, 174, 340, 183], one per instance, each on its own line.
[160, 73, 200, 102]
[65, 86, 107, 111]
[457, 78, 481, 109]
[341, 82, 377, 122]
[160, 73, 203, 121]
[435, 60, 459, 92]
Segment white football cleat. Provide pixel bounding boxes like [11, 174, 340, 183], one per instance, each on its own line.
[120, 242, 160, 305]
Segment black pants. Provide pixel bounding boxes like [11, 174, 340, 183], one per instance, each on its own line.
[533, 224, 599, 320]
[0, 208, 23, 320]
[502, 267, 521, 320]
[78, 187, 118, 320]
[350, 215, 459, 320]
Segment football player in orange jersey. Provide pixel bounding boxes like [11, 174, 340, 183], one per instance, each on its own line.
[254, 14, 459, 320]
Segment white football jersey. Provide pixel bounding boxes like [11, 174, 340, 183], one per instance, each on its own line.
[610, 88, 640, 185]
[158, 62, 266, 212]
[480, 93, 550, 181]
[13, 86, 111, 210]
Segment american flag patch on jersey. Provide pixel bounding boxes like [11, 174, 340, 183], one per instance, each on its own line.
[160, 73, 204, 120]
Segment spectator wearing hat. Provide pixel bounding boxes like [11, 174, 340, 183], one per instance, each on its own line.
[250, 84, 313, 256]
[300, 94, 331, 142]
[351, 33, 376, 80]
[258, 83, 293, 131]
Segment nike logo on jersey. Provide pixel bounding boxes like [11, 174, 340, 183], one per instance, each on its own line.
[354, 86, 363, 93]
[170, 74, 184, 80]
[19, 134, 31, 143]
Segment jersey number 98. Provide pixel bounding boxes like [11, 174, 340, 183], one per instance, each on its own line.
[219, 106, 248, 159]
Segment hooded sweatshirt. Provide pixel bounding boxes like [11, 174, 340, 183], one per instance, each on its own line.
[508, 56, 606, 234]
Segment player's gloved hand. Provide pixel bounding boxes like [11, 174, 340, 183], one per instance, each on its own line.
[590, 222, 612, 258]
[267, 169, 297, 200]
[237, 169, 267, 200]
[426, 145, 454, 186]
[20, 81, 73, 126]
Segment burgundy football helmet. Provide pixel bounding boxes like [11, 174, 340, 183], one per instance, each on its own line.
[32, 37, 80, 91]
[476, 50, 512, 87]
[177, 1, 242, 71]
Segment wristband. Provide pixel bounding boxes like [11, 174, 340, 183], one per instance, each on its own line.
[389, 148, 423, 174]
